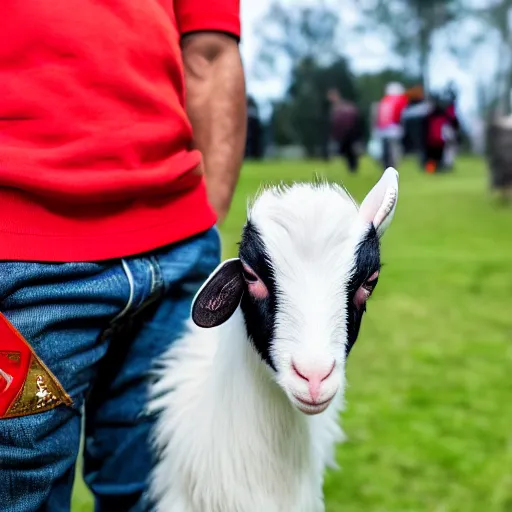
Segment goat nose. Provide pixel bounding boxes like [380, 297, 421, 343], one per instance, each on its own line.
[291, 360, 336, 402]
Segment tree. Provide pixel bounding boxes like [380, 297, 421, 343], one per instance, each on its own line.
[255, 2, 358, 157]
[447, 0, 511, 117]
[356, 0, 460, 90]
[471, 0, 512, 116]
[270, 100, 295, 147]
[293, 57, 357, 157]
[254, 2, 340, 79]
[270, 56, 357, 157]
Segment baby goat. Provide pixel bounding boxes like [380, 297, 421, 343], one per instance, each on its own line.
[149, 168, 399, 512]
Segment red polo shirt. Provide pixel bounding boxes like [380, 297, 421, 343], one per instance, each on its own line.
[0, 0, 240, 262]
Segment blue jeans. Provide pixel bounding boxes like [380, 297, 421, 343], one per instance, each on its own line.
[0, 228, 220, 512]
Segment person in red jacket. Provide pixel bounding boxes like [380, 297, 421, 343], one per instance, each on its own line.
[375, 82, 408, 169]
[423, 94, 455, 173]
[0, 1, 245, 510]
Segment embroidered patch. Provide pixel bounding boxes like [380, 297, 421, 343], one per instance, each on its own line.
[0, 313, 72, 419]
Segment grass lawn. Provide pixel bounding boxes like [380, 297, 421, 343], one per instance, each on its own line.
[72, 156, 512, 511]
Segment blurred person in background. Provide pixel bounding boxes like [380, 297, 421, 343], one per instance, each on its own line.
[327, 88, 363, 172]
[424, 94, 453, 173]
[375, 82, 408, 169]
[0, 1, 245, 511]
[442, 84, 461, 170]
[401, 85, 431, 167]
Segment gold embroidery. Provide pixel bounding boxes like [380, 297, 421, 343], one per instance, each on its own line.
[35, 375, 57, 409]
[4, 355, 72, 419]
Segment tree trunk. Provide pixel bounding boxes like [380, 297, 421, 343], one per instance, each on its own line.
[416, 1, 430, 92]
[419, 50, 429, 92]
[504, 52, 512, 116]
[418, 28, 430, 91]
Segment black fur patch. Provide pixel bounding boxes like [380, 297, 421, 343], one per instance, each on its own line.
[345, 225, 381, 356]
[238, 222, 277, 370]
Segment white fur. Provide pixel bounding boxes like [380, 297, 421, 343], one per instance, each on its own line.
[148, 178, 397, 512]
[149, 311, 344, 512]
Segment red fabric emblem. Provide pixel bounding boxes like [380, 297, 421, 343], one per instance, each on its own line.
[0, 313, 33, 417]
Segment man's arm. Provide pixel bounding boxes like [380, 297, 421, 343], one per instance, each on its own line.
[182, 32, 246, 224]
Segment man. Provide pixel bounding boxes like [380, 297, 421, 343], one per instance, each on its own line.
[375, 82, 408, 169]
[401, 85, 431, 168]
[0, 1, 245, 511]
[424, 94, 452, 173]
[442, 85, 461, 170]
[327, 89, 363, 172]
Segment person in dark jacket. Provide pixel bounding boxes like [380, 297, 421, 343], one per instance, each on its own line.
[327, 89, 363, 172]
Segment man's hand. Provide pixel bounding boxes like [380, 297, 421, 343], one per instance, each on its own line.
[182, 32, 246, 225]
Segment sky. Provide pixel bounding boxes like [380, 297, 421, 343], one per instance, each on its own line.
[238, 0, 500, 125]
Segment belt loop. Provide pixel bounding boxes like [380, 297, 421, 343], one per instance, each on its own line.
[110, 259, 135, 324]
[149, 256, 164, 296]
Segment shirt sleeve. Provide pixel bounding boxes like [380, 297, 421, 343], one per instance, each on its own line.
[175, 0, 241, 39]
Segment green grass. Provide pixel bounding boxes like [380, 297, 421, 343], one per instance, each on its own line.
[72, 156, 512, 511]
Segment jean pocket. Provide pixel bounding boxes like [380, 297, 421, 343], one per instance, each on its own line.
[0, 313, 72, 420]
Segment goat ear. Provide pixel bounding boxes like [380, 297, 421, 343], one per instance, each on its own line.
[359, 167, 399, 237]
[191, 258, 244, 328]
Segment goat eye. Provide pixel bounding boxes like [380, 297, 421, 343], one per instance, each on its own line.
[241, 263, 269, 300]
[363, 270, 380, 291]
[354, 270, 380, 310]
[354, 286, 370, 309]
[242, 268, 258, 283]
[362, 280, 376, 293]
